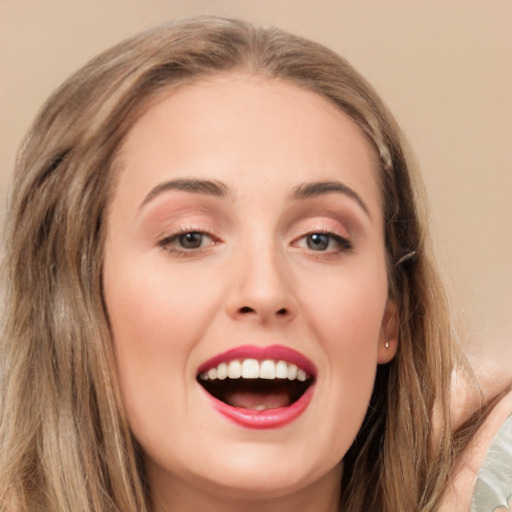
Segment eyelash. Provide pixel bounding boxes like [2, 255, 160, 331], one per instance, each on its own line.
[158, 228, 352, 258]
[158, 229, 218, 256]
[293, 230, 353, 254]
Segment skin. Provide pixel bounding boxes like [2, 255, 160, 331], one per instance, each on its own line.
[103, 73, 398, 512]
[440, 371, 512, 512]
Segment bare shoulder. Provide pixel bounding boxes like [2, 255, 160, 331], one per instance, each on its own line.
[439, 359, 512, 512]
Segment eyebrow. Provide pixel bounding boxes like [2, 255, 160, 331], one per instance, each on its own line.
[140, 178, 229, 208]
[291, 181, 371, 217]
[140, 177, 370, 217]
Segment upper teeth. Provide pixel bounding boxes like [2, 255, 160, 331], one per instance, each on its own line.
[199, 359, 308, 382]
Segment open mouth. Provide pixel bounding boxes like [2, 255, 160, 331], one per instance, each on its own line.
[197, 358, 314, 411]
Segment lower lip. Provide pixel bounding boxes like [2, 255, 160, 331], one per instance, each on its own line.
[202, 385, 315, 429]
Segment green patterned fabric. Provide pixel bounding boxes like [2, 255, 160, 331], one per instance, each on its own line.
[470, 414, 512, 511]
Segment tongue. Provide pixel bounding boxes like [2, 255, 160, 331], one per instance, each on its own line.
[224, 391, 291, 410]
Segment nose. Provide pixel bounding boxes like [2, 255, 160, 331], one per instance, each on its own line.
[225, 244, 297, 324]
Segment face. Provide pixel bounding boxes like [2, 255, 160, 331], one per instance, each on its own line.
[103, 73, 398, 505]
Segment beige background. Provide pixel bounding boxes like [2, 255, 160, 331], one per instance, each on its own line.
[1, 1, 511, 363]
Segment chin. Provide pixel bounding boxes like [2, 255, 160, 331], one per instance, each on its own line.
[143, 432, 345, 505]
[182, 455, 342, 502]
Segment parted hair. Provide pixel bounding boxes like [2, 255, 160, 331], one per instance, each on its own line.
[0, 16, 461, 511]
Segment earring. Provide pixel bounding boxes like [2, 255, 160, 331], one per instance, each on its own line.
[385, 340, 390, 349]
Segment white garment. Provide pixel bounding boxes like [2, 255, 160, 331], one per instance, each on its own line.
[470, 414, 512, 511]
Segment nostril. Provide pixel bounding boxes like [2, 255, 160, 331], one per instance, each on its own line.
[238, 306, 288, 316]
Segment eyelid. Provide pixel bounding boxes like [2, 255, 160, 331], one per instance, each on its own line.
[157, 227, 221, 257]
[291, 230, 353, 253]
[158, 229, 213, 245]
[287, 212, 351, 238]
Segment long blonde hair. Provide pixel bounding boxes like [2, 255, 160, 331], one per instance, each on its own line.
[0, 16, 463, 511]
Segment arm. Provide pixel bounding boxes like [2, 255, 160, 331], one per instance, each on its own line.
[439, 362, 512, 512]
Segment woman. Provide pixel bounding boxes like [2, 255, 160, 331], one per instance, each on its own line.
[0, 16, 510, 512]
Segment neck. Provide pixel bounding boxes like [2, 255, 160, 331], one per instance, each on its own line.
[148, 464, 342, 512]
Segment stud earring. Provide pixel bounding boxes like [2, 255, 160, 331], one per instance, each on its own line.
[385, 340, 390, 349]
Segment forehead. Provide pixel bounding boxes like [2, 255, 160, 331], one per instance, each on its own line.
[116, 73, 382, 218]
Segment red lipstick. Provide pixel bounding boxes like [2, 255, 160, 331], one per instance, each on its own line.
[197, 344, 316, 429]
[197, 344, 317, 377]
[201, 384, 315, 429]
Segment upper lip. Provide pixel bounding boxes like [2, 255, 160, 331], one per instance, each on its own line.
[196, 344, 317, 378]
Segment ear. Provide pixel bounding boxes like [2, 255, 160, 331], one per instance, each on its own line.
[377, 298, 398, 364]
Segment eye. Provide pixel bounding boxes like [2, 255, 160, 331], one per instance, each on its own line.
[295, 232, 352, 253]
[158, 230, 216, 254]
[307, 233, 330, 251]
[176, 232, 207, 249]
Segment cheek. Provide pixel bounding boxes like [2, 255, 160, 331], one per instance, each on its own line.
[105, 253, 222, 348]
[103, 257, 222, 421]
[296, 263, 388, 429]
[298, 265, 387, 356]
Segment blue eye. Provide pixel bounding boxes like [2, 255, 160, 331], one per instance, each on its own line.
[306, 233, 330, 251]
[299, 232, 352, 252]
